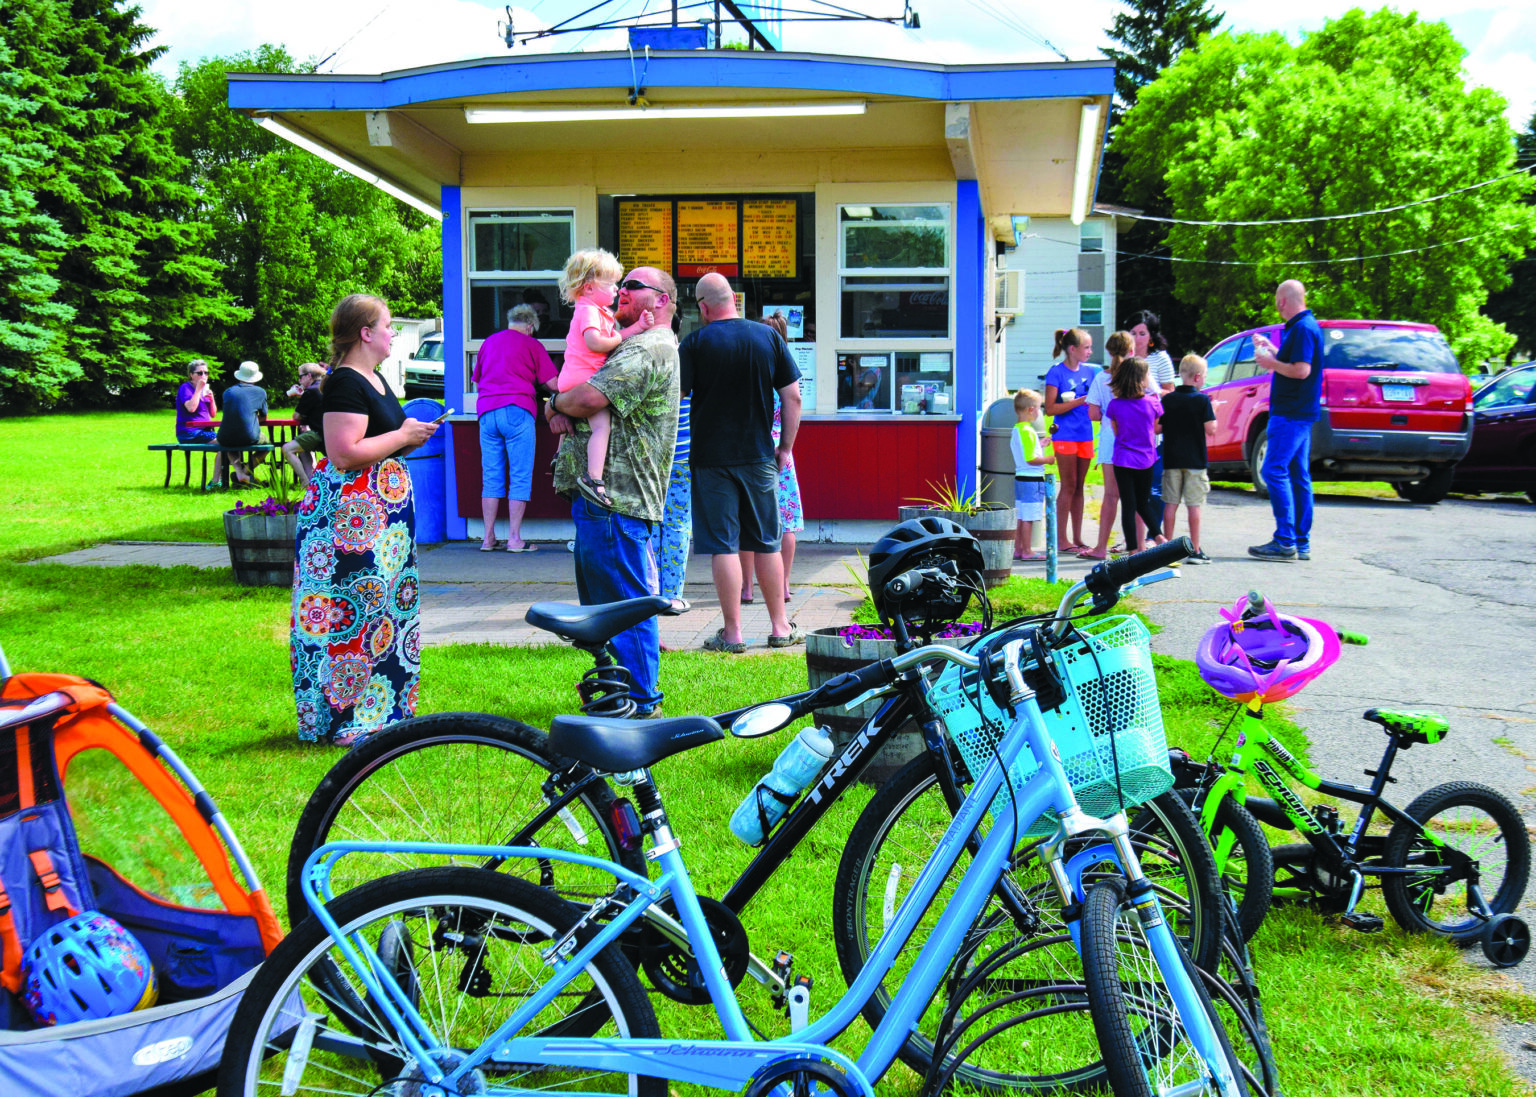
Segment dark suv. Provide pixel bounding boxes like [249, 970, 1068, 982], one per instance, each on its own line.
[1202, 320, 1473, 503]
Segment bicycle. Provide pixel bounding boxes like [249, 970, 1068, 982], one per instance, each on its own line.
[1173, 589, 1532, 966]
[220, 538, 1253, 1097]
[284, 525, 1225, 1091]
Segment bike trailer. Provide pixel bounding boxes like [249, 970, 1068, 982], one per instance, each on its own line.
[0, 664, 282, 1096]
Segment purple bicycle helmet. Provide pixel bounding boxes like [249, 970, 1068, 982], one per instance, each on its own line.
[22, 910, 158, 1026]
[1195, 593, 1340, 703]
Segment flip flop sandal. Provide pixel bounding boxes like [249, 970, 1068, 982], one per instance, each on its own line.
[662, 598, 692, 616]
[576, 475, 616, 510]
[505, 542, 538, 553]
[702, 629, 747, 654]
[479, 540, 506, 552]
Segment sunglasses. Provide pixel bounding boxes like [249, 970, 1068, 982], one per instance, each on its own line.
[192, 370, 209, 375]
[619, 279, 666, 295]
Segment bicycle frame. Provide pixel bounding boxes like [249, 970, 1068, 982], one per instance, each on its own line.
[1199, 702, 1459, 897]
[299, 640, 1237, 1095]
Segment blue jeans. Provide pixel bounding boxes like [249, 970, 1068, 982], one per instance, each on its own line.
[572, 498, 662, 710]
[479, 404, 535, 500]
[1261, 415, 1314, 550]
[653, 457, 691, 602]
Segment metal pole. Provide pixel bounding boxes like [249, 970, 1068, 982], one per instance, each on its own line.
[1044, 471, 1057, 585]
[672, 0, 678, 25]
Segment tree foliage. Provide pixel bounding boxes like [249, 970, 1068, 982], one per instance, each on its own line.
[169, 48, 442, 395]
[0, 0, 241, 409]
[1097, 0, 1224, 356]
[1484, 112, 1536, 365]
[1114, 8, 1535, 365]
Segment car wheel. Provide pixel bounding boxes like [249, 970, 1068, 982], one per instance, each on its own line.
[1247, 427, 1269, 498]
[1393, 466, 1455, 504]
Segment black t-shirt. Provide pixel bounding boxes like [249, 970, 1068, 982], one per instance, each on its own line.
[678, 319, 800, 467]
[321, 367, 406, 438]
[1159, 385, 1216, 470]
[295, 387, 323, 431]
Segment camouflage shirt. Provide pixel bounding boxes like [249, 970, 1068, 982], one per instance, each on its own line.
[553, 327, 680, 522]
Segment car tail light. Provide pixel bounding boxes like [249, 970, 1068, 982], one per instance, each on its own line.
[610, 798, 642, 852]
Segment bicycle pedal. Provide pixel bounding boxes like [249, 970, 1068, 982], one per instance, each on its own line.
[787, 975, 813, 1034]
[1339, 911, 1384, 933]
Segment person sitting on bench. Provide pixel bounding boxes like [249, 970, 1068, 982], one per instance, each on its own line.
[175, 359, 230, 486]
[218, 361, 268, 487]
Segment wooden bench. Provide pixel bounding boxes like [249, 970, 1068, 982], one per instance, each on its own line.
[148, 443, 276, 489]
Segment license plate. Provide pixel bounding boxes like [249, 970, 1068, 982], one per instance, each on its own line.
[1381, 383, 1416, 402]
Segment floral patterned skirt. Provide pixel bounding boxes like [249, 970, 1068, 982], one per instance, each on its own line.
[290, 455, 420, 745]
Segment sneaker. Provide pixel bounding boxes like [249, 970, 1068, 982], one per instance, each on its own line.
[1247, 540, 1297, 561]
[1296, 546, 1311, 561]
[1186, 550, 1213, 565]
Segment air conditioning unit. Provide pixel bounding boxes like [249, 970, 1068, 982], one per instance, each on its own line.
[994, 269, 1023, 314]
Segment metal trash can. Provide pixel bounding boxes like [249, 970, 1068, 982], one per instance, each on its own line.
[979, 397, 1018, 508]
[401, 397, 446, 545]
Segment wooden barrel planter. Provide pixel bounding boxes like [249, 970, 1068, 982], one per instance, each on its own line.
[806, 627, 966, 784]
[897, 503, 1014, 588]
[223, 509, 299, 587]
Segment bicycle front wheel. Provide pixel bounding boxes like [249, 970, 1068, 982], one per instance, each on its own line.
[285, 712, 640, 924]
[1181, 790, 1274, 942]
[833, 756, 1221, 1093]
[1382, 780, 1531, 942]
[1080, 878, 1250, 1097]
[218, 867, 664, 1097]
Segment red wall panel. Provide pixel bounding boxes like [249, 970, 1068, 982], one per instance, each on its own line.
[453, 415, 569, 520]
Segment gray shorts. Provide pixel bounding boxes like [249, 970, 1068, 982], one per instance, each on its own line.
[691, 462, 782, 554]
[1162, 467, 1210, 506]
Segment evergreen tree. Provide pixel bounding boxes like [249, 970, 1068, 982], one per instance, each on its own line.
[1485, 112, 1536, 366]
[0, 0, 242, 408]
[0, 32, 75, 404]
[1097, 0, 1224, 356]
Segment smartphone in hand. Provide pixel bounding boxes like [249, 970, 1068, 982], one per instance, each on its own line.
[431, 408, 455, 425]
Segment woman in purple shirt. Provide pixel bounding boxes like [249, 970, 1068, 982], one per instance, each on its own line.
[1105, 357, 1166, 552]
[473, 304, 558, 552]
[175, 359, 232, 486]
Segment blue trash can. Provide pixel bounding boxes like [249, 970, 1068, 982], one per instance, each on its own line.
[401, 398, 447, 545]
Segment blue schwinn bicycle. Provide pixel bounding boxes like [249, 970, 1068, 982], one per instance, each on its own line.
[218, 539, 1249, 1097]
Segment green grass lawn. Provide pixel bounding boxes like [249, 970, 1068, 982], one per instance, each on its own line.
[0, 410, 1529, 1095]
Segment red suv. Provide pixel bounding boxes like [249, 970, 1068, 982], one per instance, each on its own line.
[1202, 320, 1473, 503]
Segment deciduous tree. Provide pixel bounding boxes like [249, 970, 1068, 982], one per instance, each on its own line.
[1114, 9, 1535, 365]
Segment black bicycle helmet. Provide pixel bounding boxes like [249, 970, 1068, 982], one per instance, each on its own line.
[867, 517, 986, 628]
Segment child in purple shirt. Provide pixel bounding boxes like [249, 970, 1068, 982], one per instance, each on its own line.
[1105, 357, 1165, 552]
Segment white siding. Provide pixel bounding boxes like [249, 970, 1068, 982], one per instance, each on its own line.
[1001, 215, 1117, 393]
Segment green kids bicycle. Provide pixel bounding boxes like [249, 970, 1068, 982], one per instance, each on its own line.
[1172, 590, 1531, 967]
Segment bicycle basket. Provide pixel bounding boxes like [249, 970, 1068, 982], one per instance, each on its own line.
[929, 616, 1172, 837]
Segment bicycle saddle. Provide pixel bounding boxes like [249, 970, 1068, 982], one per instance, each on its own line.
[1363, 707, 1448, 747]
[550, 713, 724, 773]
[525, 596, 670, 648]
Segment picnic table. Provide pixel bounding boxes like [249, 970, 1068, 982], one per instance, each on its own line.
[186, 418, 299, 445]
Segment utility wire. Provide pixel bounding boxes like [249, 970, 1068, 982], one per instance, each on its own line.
[316, 1, 397, 70]
[956, 0, 1068, 60]
[1117, 228, 1512, 267]
[1114, 164, 1536, 228]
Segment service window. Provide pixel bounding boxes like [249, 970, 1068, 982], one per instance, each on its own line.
[839, 204, 950, 339]
[468, 210, 575, 342]
[838, 353, 892, 410]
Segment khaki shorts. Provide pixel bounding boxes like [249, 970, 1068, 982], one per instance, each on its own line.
[294, 430, 324, 454]
[1162, 467, 1210, 506]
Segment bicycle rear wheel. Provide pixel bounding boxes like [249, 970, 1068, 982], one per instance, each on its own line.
[217, 866, 664, 1097]
[832, 755, 1221, 1093]
[1080, 878, 1250, 1097]
[285, 712, 639, 924]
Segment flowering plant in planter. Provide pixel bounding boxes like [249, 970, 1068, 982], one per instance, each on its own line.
[836, 621, 983, 645]
[229, 497, 298, 517]
[225, 451, 300, 517]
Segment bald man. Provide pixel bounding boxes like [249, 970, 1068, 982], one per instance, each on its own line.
[680, 272, 802, 651]
[1249, 279, 1325, 561]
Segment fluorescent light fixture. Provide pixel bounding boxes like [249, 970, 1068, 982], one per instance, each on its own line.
[1070, 101, 1103, 227]
[464, 101, 866, 124]
[252, 115, 443, 221]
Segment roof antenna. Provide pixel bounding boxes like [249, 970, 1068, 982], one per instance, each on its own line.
[628, 45, 651, 107]
[500, 5, 516, 48]
[903, 1, 920, 29]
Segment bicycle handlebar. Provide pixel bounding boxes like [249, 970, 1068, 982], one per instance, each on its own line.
[1338, 630, 1370, 646]
[1084, 537, 1194, 599]
[1244, 588, 1370, 646]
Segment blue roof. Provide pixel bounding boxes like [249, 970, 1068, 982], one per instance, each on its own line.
[227, 50, 1114, 112]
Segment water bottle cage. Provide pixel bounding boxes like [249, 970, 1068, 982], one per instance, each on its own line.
[753, 784, 799, 844]
[579, 662, 638, 718]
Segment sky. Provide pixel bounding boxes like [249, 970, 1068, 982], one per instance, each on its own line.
[138, 0, 1536, 129]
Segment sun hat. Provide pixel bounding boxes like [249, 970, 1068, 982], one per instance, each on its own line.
[233, 361, 263, 383]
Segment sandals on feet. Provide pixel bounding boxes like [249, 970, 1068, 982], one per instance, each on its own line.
[702, 629, 747, 654]
[662, 598, 691, 616]
[576, 475, 616, 510]
[767, 624, 805, 649]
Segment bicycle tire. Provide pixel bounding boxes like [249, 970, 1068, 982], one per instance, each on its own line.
[1181, 790, 1274, 942]
[217, 866, 664, 1097]
[832, 754, 1222, 1094]
[285, 711, 641, 925]
[1080, 878, 1250, 1097]
[1381, 780, 1531, 942]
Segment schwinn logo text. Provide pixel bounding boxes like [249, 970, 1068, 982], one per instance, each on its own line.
[1252, 761, 1324, 834]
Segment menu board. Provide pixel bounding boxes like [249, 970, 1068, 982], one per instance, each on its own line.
[743, 199, 797, 278]
[618, 201, 673, 273]
[676, 200, 739, 276]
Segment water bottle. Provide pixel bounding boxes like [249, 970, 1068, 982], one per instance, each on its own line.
[729, 726, 835, 846]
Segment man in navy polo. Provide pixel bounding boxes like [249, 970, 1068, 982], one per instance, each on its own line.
[1248, 279, 1325, 561]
